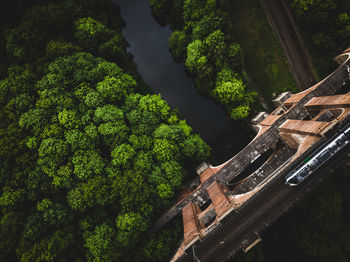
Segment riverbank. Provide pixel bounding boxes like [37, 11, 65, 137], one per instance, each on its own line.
[116, 0, 252, 164]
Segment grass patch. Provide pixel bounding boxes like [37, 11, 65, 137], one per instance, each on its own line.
[225, 0, 297, 103]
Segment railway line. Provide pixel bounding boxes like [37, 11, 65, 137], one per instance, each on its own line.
[260, 0, 317, 90]
[178, 144, 350, 262]
[180, 168, 288, 262]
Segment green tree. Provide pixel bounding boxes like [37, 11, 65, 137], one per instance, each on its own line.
[98, 121, 129, 146]
[141, 228, 182, 262]
[72, 150, 105, 180]
[45, 40, 81, 60]
[95, 104, 124, 122]
[85, 223, 120, 262]
[19, 109, 48, 136]
[84, 91, 103, 108]
[116, 212, 148, 247]
[128, 134, 153, 150]
[148, 0, 169, 26]
[203, 30, 226, 68]
[58, 109, 81, 129]
[18, 229, 76, 262]
[230, 105, 251, 120]
[212, 69, 245, 104]
[74, 17, 113, 51]
[182, 134, 211, 160]
[291, 0, 338, 21]
[133, 151, 153, 172]
[213, 78, 245, 104]
[0, 186, 25, 208]
[153, 124, 185, 142]
[183, 0, 216, 22]
[98, 34, 130, 65]
[337, 13, 350, 38]
[111, 144, 136, 169]
[139, 94, 170, 120]
[185, 40, 205, 74]
[37, 138, 69, 176]
[227, 43, 243, 71]
[152, 138, 180, 162]
[193, 14, 224, 40]
[67, 175, 113, 211]
[97, 74, 136, 102]
[161, 160, 184, 188]
[168, 31, 189, 62]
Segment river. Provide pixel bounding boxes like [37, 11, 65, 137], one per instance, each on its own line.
[114, 0, 251, 161]
[113, 2, 349, 261]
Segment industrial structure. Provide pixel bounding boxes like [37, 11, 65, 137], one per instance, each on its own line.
[152, 48, 350, 261]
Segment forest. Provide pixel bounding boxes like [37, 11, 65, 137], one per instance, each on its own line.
[0, 0, 210, 261]
[0, 0, 350, 262]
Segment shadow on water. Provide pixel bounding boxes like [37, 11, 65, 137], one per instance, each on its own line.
[114, 0, 251, 160]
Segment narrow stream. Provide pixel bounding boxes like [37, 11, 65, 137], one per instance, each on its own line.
[114, 0, 250, 159]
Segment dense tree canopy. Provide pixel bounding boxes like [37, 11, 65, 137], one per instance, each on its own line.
[0, 1, 210, 261]
[149, 0, 256, 120]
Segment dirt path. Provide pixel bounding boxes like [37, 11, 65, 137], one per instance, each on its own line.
[260, 0, 318, 90]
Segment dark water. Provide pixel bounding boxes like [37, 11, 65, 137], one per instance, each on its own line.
[114, 0, 250, 152]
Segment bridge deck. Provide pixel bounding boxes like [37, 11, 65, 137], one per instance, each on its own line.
[153, 54, 350, 232]
[176, 143, 350, 262]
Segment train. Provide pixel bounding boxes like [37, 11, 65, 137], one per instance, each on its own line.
[285, 123, 350, 186]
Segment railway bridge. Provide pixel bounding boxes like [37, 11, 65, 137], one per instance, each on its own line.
[154, 48, 350, 262]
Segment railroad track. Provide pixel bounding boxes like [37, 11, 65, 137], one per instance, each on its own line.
[185, 172, 287, 262]
[260, 0, 317, 90]
[178, 145, 350, 262]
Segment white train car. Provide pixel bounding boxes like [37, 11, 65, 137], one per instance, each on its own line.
[285, 124, 350, 186]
